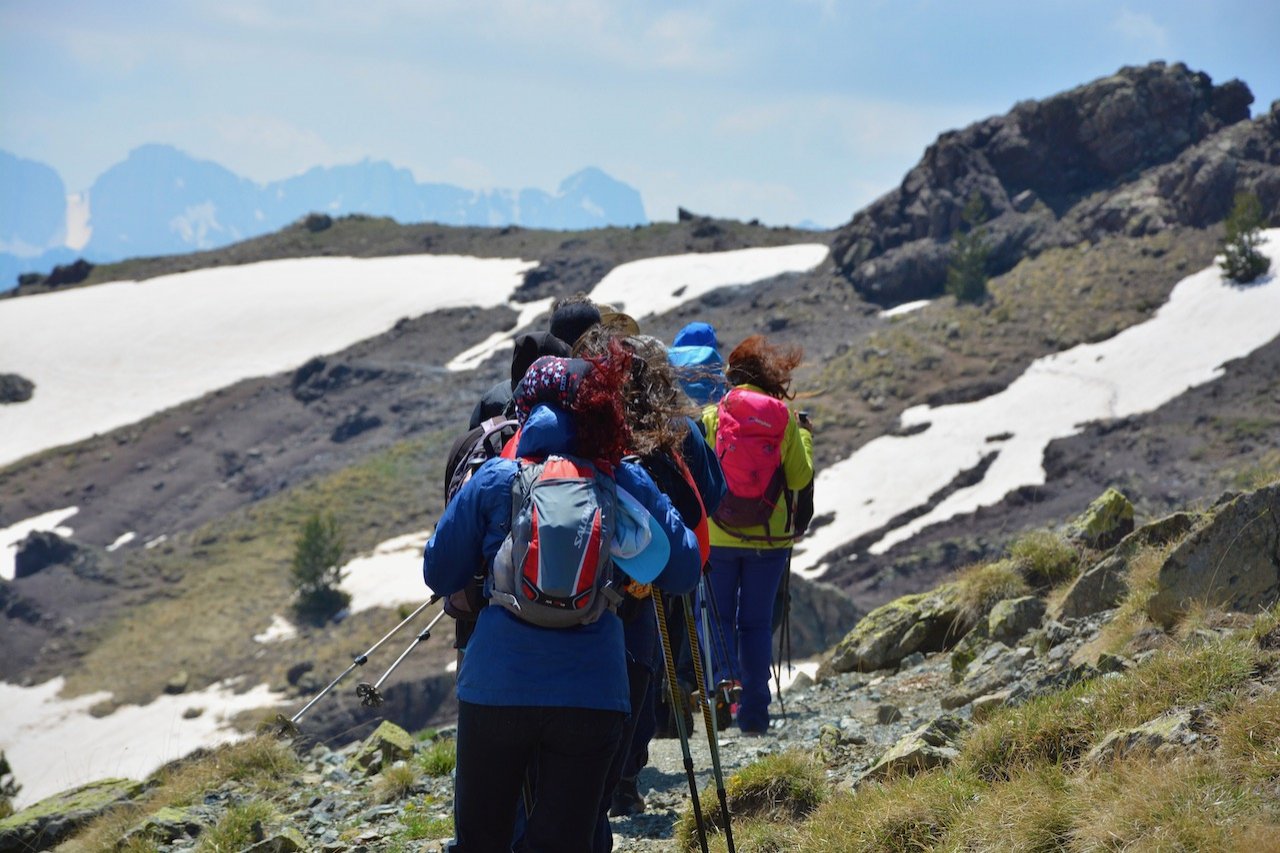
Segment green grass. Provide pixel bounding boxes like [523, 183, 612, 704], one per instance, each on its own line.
[417, 737, 457, 778]
[1007, 530, 1080, 589]
[63, 429, 452, 704]
[194, 800, 276, 853]
[951, 560, 1029, 627]
[676, 751, 826, 850]
[397, 798, 453, 841]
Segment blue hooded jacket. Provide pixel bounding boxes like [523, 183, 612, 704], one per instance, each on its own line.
[423, 404, 701, 712]
[669, 323, 727, 406]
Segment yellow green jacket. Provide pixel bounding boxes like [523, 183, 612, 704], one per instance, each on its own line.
[701, 384, 814, 549]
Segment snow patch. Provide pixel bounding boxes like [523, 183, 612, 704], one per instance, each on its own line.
[340, 530, 434, 614]
[106, 531, 136, 552]
[0, 677, 285, 809]
[446, 297, 554, 372]
[0, 506, 78, 581]
[795, 232, 1280, 577]
[253, 614, 298, 644]
[880, 299, 932, 318]
[588, 244, 829, 321]
[0, 254, 536, 468]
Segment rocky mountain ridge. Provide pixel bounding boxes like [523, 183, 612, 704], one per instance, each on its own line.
[833, 61, 1280, 304]
[0, 146, 648, 289]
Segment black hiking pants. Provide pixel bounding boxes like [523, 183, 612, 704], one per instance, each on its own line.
[453, 700, 624, 853]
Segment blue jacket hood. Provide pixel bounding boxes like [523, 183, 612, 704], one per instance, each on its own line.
[673, 322, 719, 349]
[515, 403, 577, 458]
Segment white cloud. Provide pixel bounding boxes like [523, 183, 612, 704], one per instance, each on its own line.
[1111, 8, 1170, 53]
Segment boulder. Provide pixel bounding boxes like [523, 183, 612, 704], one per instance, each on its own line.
[861, 715, 971, 782]
[829, 584, 965, 673]
[350, 721, 415, 775]
[1146, 485, 1280, 627]
[1055, 511, 1198, 619]
[245, 826, 308, 852]
[0, 374, 34, 405]
[987, 596, 1046, 645]
[330, 405, 383, 443]
[120, 805, 206, 845]
[942, 645, 1033, 710]
[0, 778, 144, 852]
[165, 670, 190, 695]
[1067, 488, 1134, 550]
[12, 531, 78, 579]
[1085, 708, 1206, 766]
[876, 704, 903, 725]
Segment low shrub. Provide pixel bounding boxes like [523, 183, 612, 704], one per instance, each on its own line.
[1008, 530, 1079, 589]
[676, 751, 826, 850]
[952, 560, 1029, 626]
[195, 800, 275, 852]
[418, 737, 457, 778]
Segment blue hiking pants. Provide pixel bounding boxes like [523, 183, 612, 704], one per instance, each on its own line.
[704, 545, 789, 732]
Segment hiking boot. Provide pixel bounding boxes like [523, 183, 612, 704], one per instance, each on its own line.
[609, 777, 646, 817]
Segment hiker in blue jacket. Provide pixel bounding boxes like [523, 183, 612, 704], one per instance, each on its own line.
[425, 351, 701, 853]
[668, 321, 727, 406]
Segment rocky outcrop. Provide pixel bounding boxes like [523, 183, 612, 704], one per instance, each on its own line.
[1067, 487, 1134, 550]
[829, 584, 965, 673]
[832, 62, 1265, 305]
[350, 721, 416, 775]
[860, 714, 971, 781]
[1147, 484, 1280, 627]
[0, 374, 33, 404]
[12, 531, 78, 579]
[1055, 510, 1199, 619]
[1085, 707, 1207, 766]
[0, 778, 144, 852]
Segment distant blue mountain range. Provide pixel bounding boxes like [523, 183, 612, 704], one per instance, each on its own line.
[0, 145, 649, 289]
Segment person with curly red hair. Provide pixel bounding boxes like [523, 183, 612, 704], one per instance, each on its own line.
[425, 350, 701, 853]
[699, 334, 814, 735]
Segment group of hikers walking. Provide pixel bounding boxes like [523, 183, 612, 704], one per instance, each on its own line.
[423, 294, 815, 852]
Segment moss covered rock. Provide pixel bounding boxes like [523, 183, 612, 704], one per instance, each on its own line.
[1068, 487, 1134, 549]
[830, 584, 965, 673]
[860, 715, 970, 781]
[351, 721, 415, 775]
[1148, 484, 1280, 627]
[1055, 510, 1198, 619]
[0, 777, 143, 852]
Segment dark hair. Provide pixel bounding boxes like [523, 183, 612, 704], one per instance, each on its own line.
[725, 335, 803, 399]
[575, 327, 690, 457]
[549, 292, 602, 348]
[571, 337, 632, 464]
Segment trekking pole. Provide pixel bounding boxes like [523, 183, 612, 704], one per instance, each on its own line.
[771, 562, 791, 722]
[286, 595, 442, 727]
[685, 583, 736, 853]
[654, 593, 710, 853]
[356, 606, 449, 708]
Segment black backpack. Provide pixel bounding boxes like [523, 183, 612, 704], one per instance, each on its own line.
[441, 416, 517, 621]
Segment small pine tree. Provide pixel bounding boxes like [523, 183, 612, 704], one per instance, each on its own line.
[946, 192, 991, 303]
[0, 751, 19, 818]
[1220, 191, 1271, 284]
[291, 511, 350, 624]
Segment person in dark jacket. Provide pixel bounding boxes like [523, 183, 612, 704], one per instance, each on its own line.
[425, 351, 700, 853]
[468, 330, 571, 429]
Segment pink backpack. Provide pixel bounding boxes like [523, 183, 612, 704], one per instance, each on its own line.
[712, 388, 790, 540]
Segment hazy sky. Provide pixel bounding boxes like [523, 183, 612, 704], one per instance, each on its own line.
[3, 1, 1278, 227]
